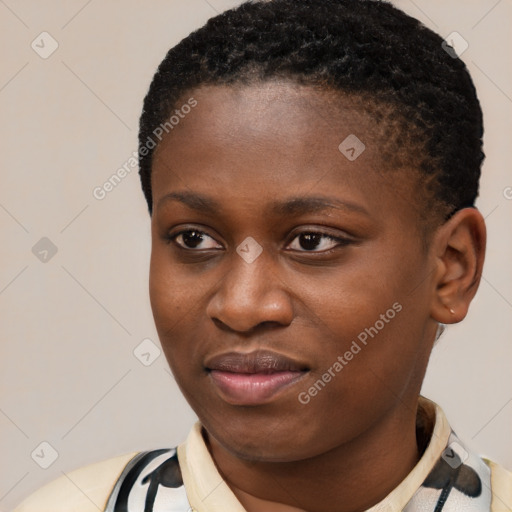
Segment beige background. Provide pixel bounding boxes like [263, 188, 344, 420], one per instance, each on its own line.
[1, 0, 511, 509]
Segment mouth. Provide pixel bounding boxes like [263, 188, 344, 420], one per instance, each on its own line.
[205, 350, 309, 406]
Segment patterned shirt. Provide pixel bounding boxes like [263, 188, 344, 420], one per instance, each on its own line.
[15, 397, 512, 511]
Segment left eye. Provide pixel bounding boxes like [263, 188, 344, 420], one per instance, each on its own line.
[287, 232, 347, 252]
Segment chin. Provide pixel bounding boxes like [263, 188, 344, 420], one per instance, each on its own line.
[204, 415, 322, 463]
[223, 437, 310, 463]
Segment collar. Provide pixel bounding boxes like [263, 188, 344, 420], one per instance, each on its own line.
[177, 396, 481, 512]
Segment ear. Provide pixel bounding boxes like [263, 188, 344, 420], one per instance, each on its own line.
[430, 208, 486, 324]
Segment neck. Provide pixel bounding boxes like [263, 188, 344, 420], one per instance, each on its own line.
[206, 399, 423, 512]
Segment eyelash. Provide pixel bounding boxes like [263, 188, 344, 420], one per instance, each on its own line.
[165, 228, 352, 254]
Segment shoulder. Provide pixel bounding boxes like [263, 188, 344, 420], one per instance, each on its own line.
[14, 452, 139, 512]
[14, 448, 190, 512]
[485, 458, 512, 512]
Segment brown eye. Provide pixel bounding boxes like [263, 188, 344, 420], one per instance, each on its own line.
[287, 232, 350, 252]
[170, 230, 222, 250]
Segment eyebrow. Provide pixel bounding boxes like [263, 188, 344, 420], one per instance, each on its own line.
[156, 191, 219, 215]
[156, 191, 368, 216]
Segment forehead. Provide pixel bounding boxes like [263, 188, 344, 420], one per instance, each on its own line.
[156, 81, 375, 155]
[150, 81, 421, 226]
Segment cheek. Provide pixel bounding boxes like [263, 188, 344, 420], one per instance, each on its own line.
[149, 250, 195, 361]
[148, 247, 218, 386]
[149, 256, 179, 327]
[149, 246, 199, 322]
[297, 250, 429, 400]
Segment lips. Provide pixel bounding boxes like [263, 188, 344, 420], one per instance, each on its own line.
[205, 349, 308, 374]
[205, 350, 309, 405]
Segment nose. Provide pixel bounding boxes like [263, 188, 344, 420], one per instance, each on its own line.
[206, 250, 294, 333]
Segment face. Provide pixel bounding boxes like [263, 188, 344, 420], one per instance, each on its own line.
[149, 81, 438, 462]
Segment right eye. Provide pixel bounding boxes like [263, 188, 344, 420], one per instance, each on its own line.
[167, 229, 223, 250]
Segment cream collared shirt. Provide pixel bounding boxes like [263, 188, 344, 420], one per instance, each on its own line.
[14, 398, 512, 511]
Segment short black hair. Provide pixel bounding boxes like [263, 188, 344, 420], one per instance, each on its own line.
[138, 0, 484, 223]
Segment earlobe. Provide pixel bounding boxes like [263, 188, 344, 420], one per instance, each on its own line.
[430, 208, 486, 325]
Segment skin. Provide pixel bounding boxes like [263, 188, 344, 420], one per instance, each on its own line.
[148, 81, 486, 512]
